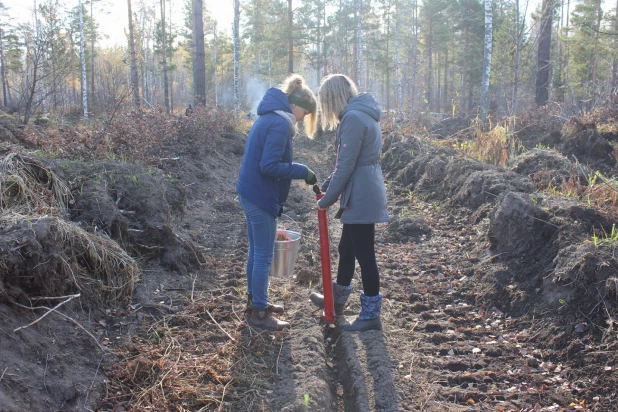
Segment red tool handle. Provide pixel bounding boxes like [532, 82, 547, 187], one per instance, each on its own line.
[316, 191, 336, 324]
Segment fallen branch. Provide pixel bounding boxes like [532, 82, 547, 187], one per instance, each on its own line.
[206, 309, 236, 343]
[219, 379, 232, 412]
[14, 293, 80, 332]
[12, 300, 108, 353]
[31, 294, 83, 301]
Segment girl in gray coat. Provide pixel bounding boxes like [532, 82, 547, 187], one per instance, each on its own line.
[310, 74, 389, 331]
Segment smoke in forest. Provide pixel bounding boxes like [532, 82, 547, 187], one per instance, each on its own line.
[246, 76, 269, 115]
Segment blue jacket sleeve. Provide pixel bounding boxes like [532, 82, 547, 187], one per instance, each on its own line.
[259, 120, 308, 180]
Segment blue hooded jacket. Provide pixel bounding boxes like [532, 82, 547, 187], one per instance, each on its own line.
[236, 87, 310, 217]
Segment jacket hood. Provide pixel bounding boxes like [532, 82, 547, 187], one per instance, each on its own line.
[342, 93, 381, 121]
[257, 88, 292, 115]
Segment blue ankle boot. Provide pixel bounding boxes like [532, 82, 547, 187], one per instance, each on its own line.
[341, 293, 382, 332]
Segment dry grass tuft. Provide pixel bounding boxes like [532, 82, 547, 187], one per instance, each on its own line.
[0, 213, 137, 306]
[105, 291, 280, 411]
[0, 152, 137, 306]
[0, 152, 71, 215]
[456, 118, 523, 167]
[561, 170, 618, 219]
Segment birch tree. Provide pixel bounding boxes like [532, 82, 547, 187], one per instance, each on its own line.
[356, 0, 363, 88]
[127, 0, 140, 108]
[411, 0, 418, 114]
[160, 0, 169, 112]
[212, 20, 217, 107]
[288, 0, 293, 73]
[395, 0, 402, 118]
[0, 28, 6, 107]
[480, 0, 492, 120]
[0, 2, 7, 107]
[233, 0, 239, 114]
[79, 0, 88, 119]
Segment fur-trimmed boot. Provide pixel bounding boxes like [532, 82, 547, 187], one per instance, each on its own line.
[341, 293, 382, 332]
[309, 282, 353, 316]
[246, 294, 284, 317]
[249, 307, 290, 330]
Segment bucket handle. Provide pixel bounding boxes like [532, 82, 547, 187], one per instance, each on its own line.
[278, 213, 302, 234]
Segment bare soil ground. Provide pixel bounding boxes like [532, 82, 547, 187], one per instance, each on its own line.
[0, 111, 617, 411]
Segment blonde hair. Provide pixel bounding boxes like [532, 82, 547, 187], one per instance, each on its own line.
[318, 74, 359, 131]
[279, 74, 318, 139]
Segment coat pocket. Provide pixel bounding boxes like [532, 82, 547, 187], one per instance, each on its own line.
[339, 176, 354, 210]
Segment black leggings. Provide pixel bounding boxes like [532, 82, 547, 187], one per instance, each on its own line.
[336, 223, 380, 296]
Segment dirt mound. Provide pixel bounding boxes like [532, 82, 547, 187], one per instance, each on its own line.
[383, 215, 431, 243]
[393, 145, 534, 212]
[0, 216, 137, 306]
[47, 159, 207, 276]
[511, 148, 581, 190]
[381, 137, 420, 177]
[0, 114, 32, 148]
[488, 191, 557, 257]
[429, 117, 471, 139]
[562, 130, 617, 174]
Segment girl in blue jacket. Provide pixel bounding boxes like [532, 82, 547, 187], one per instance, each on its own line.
[236, 74, 318, 330]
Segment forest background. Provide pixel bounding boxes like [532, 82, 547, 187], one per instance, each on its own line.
[0, 0, 616, 125]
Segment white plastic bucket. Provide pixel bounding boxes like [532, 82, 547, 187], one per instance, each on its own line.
[270, 229, 301, 278]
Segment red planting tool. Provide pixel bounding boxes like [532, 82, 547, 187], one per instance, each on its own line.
[313, 184, 336, 324]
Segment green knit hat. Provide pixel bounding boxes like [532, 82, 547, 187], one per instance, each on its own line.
[288, 90, 316, 112]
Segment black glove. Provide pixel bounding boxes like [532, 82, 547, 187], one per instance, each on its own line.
[305, 168, 317, 185]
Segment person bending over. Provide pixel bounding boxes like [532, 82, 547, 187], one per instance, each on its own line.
[236, 74, 318, 330]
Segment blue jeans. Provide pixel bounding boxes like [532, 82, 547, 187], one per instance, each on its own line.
[238, 194, 277, 309]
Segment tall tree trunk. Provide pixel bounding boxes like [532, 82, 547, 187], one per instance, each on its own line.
[233, 0, 240, 114]
[254, 0, 261, 75]
[288, 0, 293, 73]
[192, 0, 205, 105]
[461, 27, 468, 112]
[0, 28, 7, 107]
[591, 0, 602, 104]
[160, 0, 169, 112]
[444, 49, 448, 114]
[395, 0, 402, 118]
[33, 0, 48, 115]
[480, 0, 492, 120]
[213, 21, 218, 107]
[356, 0, 363, 89]
[127, 0, 140, 108]
[317, 0, 321, 83]
[384, 2, 390, 112]
[512, 0, 521, 113]
[436, 52, 440, 113]
[90, 0, 95, 112]
[426, 25, 433, 110]
[169, 0, 174, 112]
[535, 0, 553, 106]
[80, 0, 88, 120]
[468, 77, 473, 111]
[608, 0, 618, 95]
[411, 0, 418, 114]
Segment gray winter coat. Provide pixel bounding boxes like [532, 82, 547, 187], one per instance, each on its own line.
[317, 93, 390, 224]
